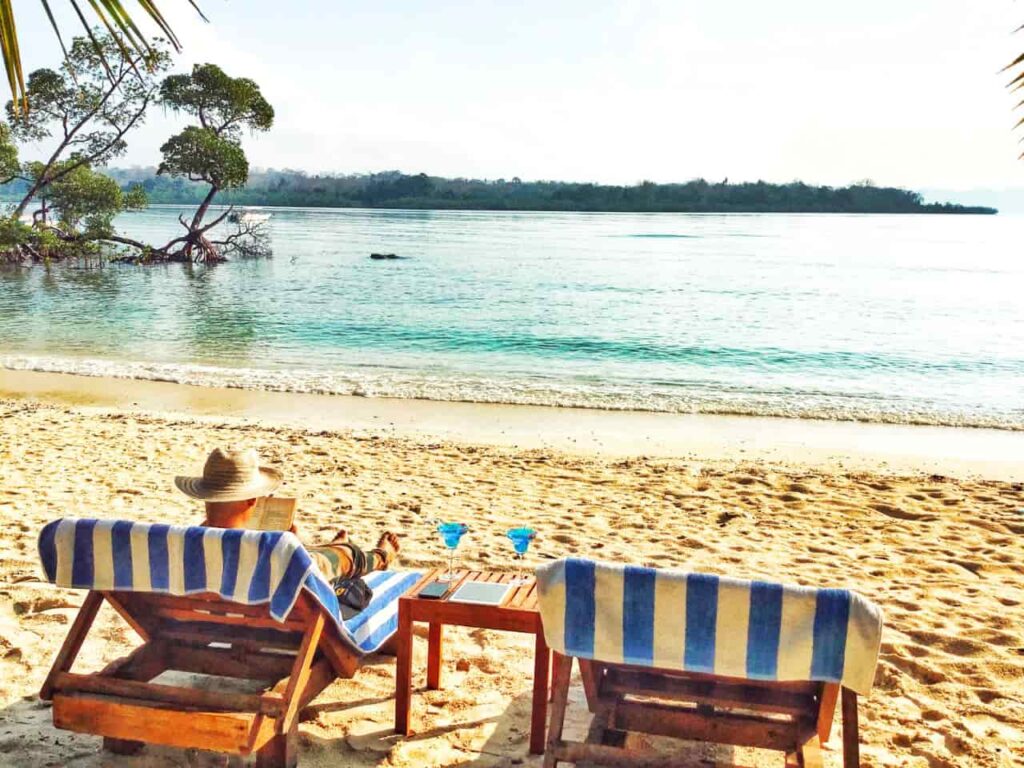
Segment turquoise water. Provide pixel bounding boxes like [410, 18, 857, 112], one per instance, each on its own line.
[1, 206, 1022, 429]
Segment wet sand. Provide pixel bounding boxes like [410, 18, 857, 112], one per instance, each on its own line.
[1, 368, 1022, 479]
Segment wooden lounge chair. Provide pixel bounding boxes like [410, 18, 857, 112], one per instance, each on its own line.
[37, 518, 424, 767]
[536, 558, 883, 768]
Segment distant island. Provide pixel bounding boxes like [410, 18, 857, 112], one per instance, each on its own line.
[2, 169, 998, 215]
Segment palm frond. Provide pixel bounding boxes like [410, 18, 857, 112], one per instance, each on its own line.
[0, 1, 25, 114]
[1, 1, 206, 113]
[1007, 21, 1024, 154]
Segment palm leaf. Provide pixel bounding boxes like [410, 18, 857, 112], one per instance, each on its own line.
[0, 1, 26, 114]
[1, 1, 206, 112]
[1008, 20, 1024, 153]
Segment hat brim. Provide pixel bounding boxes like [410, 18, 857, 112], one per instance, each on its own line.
[174, 466, 282, 502]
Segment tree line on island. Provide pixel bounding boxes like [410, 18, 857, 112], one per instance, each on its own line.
[91, 169, 994, 215]
[0, 29, 995, 269]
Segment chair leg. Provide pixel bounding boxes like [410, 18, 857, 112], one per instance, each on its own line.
[841, 688, 860, 768]
[255, 720, 298, 768]
[578, 659, 602, 713]
[797, 734, 824, 768]
[103, 737, 144, 755]
[544, 653, 573, 768]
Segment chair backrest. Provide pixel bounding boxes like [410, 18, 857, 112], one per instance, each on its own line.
[536, 557, 883, 695]
[37, 518, 420, 657]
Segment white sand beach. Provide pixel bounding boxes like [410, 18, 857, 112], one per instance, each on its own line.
[0, 375, 1021, 767]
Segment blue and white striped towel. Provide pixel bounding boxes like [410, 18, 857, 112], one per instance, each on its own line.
[536, 558, 883, 695]
[38, 518, 422, 655]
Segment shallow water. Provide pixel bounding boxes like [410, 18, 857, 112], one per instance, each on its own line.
[1, 206, 1022, 428]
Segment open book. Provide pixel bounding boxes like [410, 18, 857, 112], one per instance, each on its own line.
[251, 496, 297, 532]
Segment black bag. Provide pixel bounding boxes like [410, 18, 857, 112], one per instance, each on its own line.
[334, 576, 373, 619]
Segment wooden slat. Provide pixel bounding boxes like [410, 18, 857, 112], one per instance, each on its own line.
[52, 672, 272, 714]
[612, 699, 798, 751]
[159, 622, 306, 652]
[102, 641, 168, 682]
[509, 580, 538, 609]
[165, 644, 295, 681]
[154, 606, 307, 632]
[603, 668, 816, 716]
[406, 597, 539, 632]
[551, 740, 720, 768]
[52, 692, 267, 754]
[133, 593, 276, 617]
[40, 591, 104, 700]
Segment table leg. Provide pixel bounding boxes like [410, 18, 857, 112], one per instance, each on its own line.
[394, 600, 413, 735]
[530, 630, 551, 755]
[549, 651, 564, 703]
[427, 622, 444, 690]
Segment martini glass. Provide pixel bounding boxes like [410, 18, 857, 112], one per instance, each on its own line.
[436, 522, 468, 583]
[506, 527, 537, 586]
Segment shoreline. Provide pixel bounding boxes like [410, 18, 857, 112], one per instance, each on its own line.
[2, 368, 1021, 480]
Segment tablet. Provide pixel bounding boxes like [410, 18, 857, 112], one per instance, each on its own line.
[448, 581, 512, 606]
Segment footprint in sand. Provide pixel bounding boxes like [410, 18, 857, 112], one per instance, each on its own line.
[871, 503, 935, 522]
[715, 511, 744, 526]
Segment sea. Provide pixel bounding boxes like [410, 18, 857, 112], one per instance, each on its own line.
[1, 205, 1021, 430]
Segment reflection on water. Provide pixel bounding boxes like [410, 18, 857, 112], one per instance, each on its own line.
[0, 207, 1022, 429]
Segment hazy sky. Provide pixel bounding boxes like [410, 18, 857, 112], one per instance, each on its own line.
[16, 1, 1024, 189]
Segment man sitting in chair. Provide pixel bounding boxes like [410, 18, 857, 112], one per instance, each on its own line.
[175, 447, 399, 585]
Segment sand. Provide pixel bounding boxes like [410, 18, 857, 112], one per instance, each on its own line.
[0, 386, 1022, 767]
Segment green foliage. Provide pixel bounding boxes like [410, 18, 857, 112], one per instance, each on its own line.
[0, 1, 201, 113]
[0, 122, 18, 181]
[93, 168, 998, 215]
[0, 214, 35, 249]
[160, 63, 274, 138]
[123, 183, 147, 210]
[46, 163, 139, 237]
[0, 213, 62, 260]
[158, 126, 248, 189]
[5, 32, 170, 168]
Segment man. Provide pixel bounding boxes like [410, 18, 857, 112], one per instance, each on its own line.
[174, 447, 399, 584]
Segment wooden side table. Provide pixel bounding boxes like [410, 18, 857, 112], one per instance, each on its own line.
[394, 568, 551, 755]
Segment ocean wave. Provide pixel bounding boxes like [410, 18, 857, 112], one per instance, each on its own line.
[3, 354, 1022, 431]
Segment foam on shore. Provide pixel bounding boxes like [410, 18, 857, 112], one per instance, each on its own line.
[2, 367, 1022, 481]
[2, 353, 1021, 432]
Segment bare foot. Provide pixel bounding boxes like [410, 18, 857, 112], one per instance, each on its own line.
[376, 531, 400, 567]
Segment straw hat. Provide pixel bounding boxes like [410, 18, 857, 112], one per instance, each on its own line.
[174, 448, 282, 502]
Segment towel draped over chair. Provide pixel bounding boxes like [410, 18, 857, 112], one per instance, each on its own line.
[38, 517, 421, 655]
[536, 557, 883, 695]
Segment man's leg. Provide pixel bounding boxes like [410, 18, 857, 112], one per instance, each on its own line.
[308, 532, 399, 581]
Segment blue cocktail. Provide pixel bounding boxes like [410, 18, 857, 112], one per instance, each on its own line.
[437, 522, 469, 582]
[506, 527, 537, 586]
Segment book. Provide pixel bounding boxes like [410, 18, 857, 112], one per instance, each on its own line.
[251, 496, 297, 532]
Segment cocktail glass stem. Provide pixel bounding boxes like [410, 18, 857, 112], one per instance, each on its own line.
[447, 548, 456, 582]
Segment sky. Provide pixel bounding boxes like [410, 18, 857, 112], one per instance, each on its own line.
[14, 1, 1024, 192]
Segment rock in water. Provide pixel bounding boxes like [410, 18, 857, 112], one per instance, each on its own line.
[370, 253, 406, 260]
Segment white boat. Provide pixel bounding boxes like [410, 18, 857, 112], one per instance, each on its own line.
[228, 208, 272, 225]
